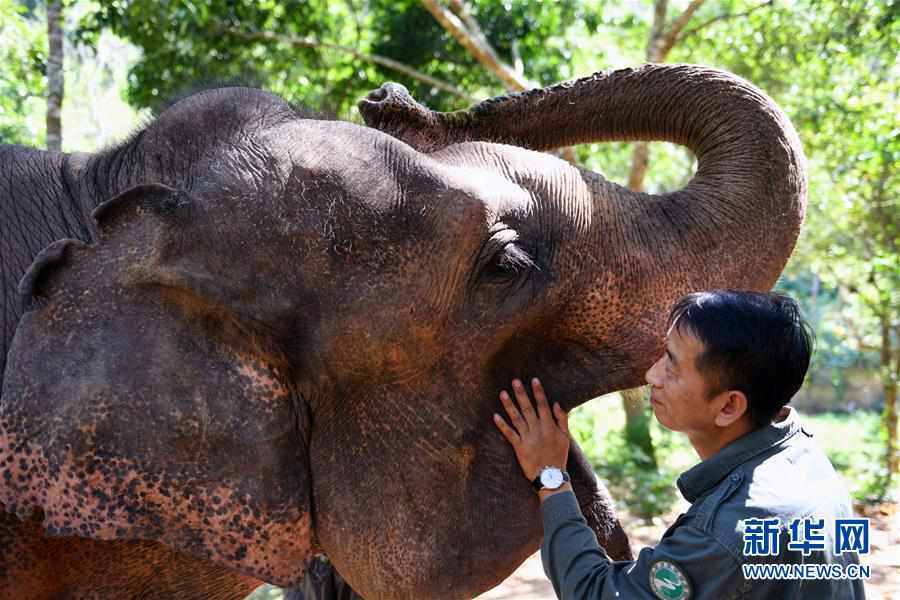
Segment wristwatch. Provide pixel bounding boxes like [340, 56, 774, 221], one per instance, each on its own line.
[531, 466, 570, 493]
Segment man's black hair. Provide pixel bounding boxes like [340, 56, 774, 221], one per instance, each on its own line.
[667, 290, 814, 428]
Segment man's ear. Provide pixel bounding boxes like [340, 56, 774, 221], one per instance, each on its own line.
[713, 390, 750, 428]
[1, 183, 315, 586]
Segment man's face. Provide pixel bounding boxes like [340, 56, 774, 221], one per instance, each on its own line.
[645, 326, 721, 434]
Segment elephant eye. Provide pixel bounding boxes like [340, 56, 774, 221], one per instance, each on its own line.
[479, 226, 537, 282]
[490, 243, 535, 275]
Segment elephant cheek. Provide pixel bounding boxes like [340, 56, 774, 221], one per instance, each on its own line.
[310, 423, 542, 599]
[0, 307, 317, 586]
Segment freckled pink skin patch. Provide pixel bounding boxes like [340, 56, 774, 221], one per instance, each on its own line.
[0, 425, 311, 585]
[0, 503, 263, 599]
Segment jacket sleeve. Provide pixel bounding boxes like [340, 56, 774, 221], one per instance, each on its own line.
[541, 491, 744, 600]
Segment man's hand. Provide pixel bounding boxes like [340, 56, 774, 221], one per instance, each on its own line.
[493, 378, 570, 482]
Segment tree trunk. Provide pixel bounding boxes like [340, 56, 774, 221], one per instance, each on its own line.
[621, 388, 656, 467]
[627, 143, 651, 191]
[881, 309, 898, 495]
[420, 0, 531, 91]
[46, 0, 63, 152]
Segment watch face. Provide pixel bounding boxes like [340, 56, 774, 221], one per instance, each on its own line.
[540, 468, 564, 489]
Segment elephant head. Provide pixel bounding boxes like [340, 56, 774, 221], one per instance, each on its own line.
[0, 64, 805, 599]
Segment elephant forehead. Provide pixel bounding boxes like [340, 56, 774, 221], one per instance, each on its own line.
[264, 120, 413, 208]
[265, 120, 527, 222]
[432, 141, 595, 231]
[440, 165, 533, 222]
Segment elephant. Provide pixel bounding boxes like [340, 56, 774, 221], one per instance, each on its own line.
[0, 63, 806, 600]
[1, 85, 625, 600]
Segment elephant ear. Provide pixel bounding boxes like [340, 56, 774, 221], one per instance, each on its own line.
[0, 183, 314, 586]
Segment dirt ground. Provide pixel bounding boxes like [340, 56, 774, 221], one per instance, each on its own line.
[477, 502, 900, 600]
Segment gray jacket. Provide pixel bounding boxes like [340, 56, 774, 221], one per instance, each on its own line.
[541, 408, 866, 600]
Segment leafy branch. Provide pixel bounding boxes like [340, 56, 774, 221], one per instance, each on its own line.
[419, 0, 533, 91]
[419, 0, 577, 162]
[652, 0, 707, 61]
[678, 1, 774, 43]
[216, 23, 478, 102]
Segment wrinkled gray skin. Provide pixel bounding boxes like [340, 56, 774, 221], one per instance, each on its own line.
[0, 146, 91, 379]
[0, 64, 805, 600]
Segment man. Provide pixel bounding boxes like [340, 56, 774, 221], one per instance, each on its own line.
[494, 290, 866, 600]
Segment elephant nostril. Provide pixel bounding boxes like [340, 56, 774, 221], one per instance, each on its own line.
[366, 87, 389, 102]
[366, 83, 412, 104]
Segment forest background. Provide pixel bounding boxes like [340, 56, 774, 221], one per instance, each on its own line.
[0, 0, 897, 592]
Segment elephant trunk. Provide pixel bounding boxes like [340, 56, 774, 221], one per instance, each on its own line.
[565, 65, 805, 395]
[466, 64, 803, 275]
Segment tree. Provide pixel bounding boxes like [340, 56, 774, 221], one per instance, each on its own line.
[76, 1, 386, 113]
[46, 0, 63, 151]
[801, 94, 898, 495]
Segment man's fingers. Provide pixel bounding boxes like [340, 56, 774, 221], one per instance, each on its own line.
[512, 379, 538, 427]
[493, 413, 520, 445]
[532, 378, 552, 422]
[499, 390, 528, 433]
[554, 402, 569, 434]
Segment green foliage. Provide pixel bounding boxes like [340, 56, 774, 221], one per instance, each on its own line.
[806, 411, 899, 502]
[0, 0, 47, 146]
[73, 0, 594, 116]
[777, 272, 880, 399]
[76, 0, 366, 112]
[594, 430, 680, 521]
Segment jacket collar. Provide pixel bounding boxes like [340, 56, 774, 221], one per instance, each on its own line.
[677, 406, 802, 503]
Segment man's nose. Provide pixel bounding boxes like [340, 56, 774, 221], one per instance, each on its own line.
[645, 357, 663, 386]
